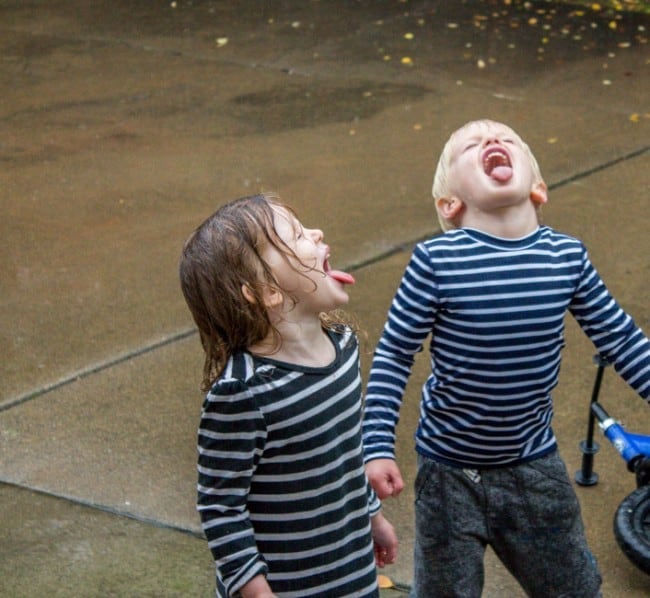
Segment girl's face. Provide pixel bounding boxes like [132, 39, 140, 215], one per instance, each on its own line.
[261, 207, 354, 314]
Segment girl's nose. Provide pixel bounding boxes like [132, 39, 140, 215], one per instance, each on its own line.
[309, 228, 324, 242]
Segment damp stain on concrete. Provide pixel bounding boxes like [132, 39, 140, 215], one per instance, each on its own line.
[229, 81, 431, 134]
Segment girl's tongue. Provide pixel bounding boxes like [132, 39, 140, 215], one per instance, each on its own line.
[328, 269, 355, 285]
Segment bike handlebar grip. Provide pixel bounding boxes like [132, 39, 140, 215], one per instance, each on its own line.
[591, 402, 609, 423]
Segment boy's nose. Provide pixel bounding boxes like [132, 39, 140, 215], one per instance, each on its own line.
[484, 136, 502, 147]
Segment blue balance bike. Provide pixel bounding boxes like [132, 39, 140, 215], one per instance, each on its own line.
[576, 356, 650, 575]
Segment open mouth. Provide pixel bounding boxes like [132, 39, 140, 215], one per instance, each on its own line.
[482, 147, 513, 182]
[324, 255, 355, 285]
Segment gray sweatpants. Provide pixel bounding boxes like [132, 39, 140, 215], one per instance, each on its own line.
[410, 451, 602, 598]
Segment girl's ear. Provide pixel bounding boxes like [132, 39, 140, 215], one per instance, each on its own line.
[241, 283, 256, 304]
[436, 196, 464, 221]
[241, 283, 283, 309]
[530, 181, 548, 205]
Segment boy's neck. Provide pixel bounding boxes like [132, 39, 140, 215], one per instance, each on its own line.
[460, 203, 540, 239]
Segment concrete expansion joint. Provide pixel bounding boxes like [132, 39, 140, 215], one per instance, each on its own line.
[0, 328, 197, 413]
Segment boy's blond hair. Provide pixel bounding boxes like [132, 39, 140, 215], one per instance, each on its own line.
[432, 119, 545, 231]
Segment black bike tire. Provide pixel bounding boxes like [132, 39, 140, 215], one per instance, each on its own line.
[614, 485, 650, 575]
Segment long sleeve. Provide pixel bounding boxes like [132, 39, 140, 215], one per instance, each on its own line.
[570, 248, 650, 400]
[363, 244, 438, 462]
[197, 378, 268, 595]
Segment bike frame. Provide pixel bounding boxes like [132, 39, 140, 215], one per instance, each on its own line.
[576, 356, 650, 575]
[576, 355, 650, 488]
[592, 402, 650, 469]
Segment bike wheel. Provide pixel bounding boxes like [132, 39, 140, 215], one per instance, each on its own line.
[614, 485, 650, 575]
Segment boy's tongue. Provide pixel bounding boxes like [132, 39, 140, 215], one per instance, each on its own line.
[490, 165, 513, 182]
[328, 269, 355, 285]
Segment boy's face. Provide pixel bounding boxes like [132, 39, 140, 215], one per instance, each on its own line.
[444, 121, 542, 216]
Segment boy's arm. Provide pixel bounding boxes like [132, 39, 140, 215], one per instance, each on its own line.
[197, 379, 270, 595]
[570, 250, 650, 400]
[363, 244, 438, 460]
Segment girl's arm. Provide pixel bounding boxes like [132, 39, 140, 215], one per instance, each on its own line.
[239, 575, 277, 598]
[197, 378, 270, 595]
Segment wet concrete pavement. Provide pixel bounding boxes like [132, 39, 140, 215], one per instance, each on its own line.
[1, 1, 649, 595]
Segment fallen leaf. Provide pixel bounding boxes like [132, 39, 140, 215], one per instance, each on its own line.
[377, 574, 395, 589]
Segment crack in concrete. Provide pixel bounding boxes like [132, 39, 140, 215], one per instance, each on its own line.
[3, 143, 646, 414]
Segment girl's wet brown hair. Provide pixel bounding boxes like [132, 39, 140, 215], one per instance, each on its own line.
[179, 193, 357, 391]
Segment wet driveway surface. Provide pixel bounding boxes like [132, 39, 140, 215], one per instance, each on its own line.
[1, 1, 649, 595]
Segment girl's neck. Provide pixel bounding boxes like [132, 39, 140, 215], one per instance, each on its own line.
[248, 318, 336, 368]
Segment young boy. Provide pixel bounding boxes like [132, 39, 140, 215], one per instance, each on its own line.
[362, 119, 649, 597]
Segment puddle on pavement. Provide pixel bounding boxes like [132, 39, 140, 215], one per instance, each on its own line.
[229, 81, 430, 134]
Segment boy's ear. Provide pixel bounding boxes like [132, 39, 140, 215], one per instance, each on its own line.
[241, 282, 283, 309]
[530, 181, 548, 206]
[436, 196, 464, 220]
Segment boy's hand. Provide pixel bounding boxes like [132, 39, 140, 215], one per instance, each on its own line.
[365, 459, 404, 499]
[371, 512, 398, 567]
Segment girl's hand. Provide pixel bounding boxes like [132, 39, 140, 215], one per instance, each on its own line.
[239, 574, 277, 598]
[371, 512, 398, 567]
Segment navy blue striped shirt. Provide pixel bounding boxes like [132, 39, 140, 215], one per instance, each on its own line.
[363, 226, 650, 468]
[198, 327, 381, 597]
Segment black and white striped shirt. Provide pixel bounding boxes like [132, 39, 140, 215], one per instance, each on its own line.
[198, 327, 380, 597]
[363, 226, 649, 468]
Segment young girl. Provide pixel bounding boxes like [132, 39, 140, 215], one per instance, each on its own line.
[179, 193, 397, 598]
